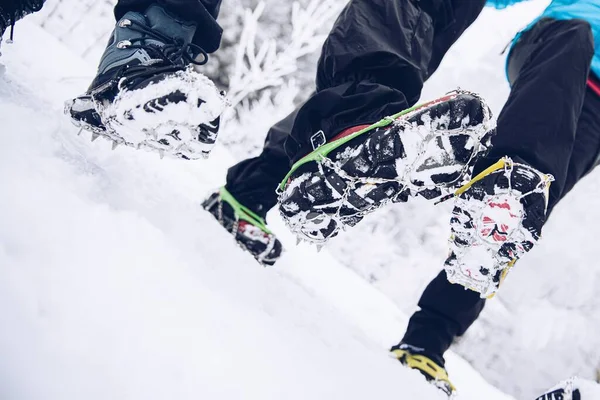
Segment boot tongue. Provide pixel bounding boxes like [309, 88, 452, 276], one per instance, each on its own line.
[90, 5, 198, 93]
[144, 4, 197, 48]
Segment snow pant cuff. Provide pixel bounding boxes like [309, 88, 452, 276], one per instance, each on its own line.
[401, 270, 485, 363]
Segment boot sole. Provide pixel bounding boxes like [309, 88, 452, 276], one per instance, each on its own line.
[444, 158, 552, 298]
[202, 190, 283, 266]
[279, 91, 495, 243]
[66, 68, 227, 160]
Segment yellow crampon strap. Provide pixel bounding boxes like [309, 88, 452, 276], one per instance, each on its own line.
[434, 158, 508, 205]
[441, 156, 553, 207]
[485, 258, 517, 299]
[454, 158, 507, 197]
[391, 349, 456, 392]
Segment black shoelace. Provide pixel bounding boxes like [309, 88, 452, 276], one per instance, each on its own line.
[114, 18, 209, 86]
[125, 19, 208, 66]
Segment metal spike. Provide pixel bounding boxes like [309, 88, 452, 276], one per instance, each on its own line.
[316, 244, 324, 253]
[111, 141, 119, 150]
[77, 128, 84, 136]
[136, 143, 142, 150]
[159, 149, 165, 159]
[296, 237, 302, 246]
[91, 133, 99, 142]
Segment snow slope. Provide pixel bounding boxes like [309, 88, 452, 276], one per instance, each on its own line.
[0, 22, 511, 400]
[26, 0, 600, 397]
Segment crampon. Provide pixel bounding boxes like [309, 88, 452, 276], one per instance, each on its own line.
[65, 4, 228, 160]
[203, 188, 283, 266]
[278, 90, 496, 245]
[444, 157, 553, 298]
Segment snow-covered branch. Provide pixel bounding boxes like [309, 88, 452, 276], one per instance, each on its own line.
[226, 0, 345, 113]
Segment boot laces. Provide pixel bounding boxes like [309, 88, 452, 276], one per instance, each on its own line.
[121, 18, 208, 67]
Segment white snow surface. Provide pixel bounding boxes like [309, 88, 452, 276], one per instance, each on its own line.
[0, 22, 513, 400]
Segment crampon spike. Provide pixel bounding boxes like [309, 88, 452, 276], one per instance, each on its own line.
[91, 133, 100, 142]
[112, 141, 119, 150]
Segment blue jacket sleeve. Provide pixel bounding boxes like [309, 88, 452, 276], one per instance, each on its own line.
[486, 0, 531, 9]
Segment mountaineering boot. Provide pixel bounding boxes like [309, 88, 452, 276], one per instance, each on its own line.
[65, 3, 227, 160]
[444, 157, 553, 298]
[278, 90, 495, 244]
[390, 343, 455, 397]
[202, 187, 283, 266]
[536, 378, 585, 400]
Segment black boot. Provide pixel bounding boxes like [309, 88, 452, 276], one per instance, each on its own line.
[445, 157, 553, 298]
[536, 378, 583, 400]
[278, 90, 495, 244]
[65, 3, 227, 160]
[390, 342, 455, 396]
[203, 187, 283, 266]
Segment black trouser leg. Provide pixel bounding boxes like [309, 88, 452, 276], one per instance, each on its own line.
[563, 88, 600, 198]
[477, 18, 595, 211]
[114, 0, 222, 52]
[225, 107, 300, 219]
[401, 271, 485, 365]
[0, 0, 46, 34]
[426, 0, 487, 78]
[284, 0, 486, 163]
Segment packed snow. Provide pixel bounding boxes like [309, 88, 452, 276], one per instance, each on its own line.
[0, 21, 513, 400]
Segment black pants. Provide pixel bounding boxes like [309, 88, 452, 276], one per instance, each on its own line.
[114, 0, 223, 53]
[0, 0, 45, 33]
[226, 0, 487, 217]
[485, 18, 598, 211]
[284, 0, 486, 163]
[401, 17, 599, 365]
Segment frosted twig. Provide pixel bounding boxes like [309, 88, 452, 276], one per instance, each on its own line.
[226, 0, 345, 114]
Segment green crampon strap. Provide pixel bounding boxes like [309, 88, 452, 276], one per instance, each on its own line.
[219, 187, 272, 234]
[277, 94, 455, 192]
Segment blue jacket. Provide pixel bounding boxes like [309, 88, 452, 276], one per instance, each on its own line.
[486, 0, 600, 80]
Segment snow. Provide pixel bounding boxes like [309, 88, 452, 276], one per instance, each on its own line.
[99, 65, 227, 158]
[0, 21, 512, 400]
